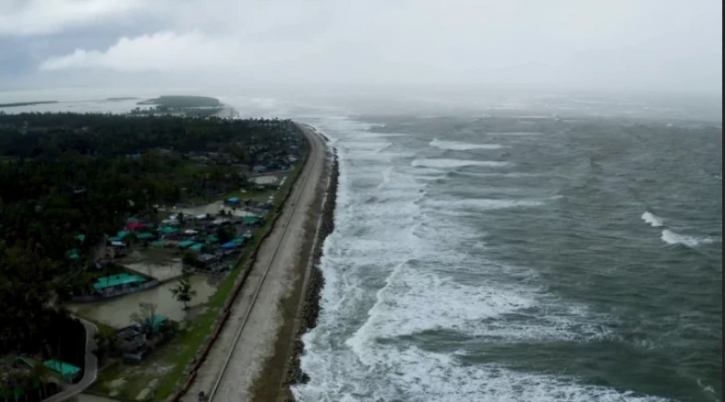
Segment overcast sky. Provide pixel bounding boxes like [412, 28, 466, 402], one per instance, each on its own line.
[0, 0, 721, 96]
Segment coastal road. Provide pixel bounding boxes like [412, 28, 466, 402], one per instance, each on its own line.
[183, 123, 328, 402]
[43, 317, 98, 402]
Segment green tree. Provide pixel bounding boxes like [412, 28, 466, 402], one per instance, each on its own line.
[216, 226, 234, 244]
[130, 302, 158, 334]
[170, 271, 197, 310]
[94, 325, 119, 362]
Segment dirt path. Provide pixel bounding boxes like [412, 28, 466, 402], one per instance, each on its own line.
[182, 124, 329, 402]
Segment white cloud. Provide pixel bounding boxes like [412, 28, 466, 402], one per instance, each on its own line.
[0, 0, 143, 36]
[29, 0, 725, 93]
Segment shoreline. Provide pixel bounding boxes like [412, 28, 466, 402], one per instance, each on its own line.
[280, 149, 338, 400]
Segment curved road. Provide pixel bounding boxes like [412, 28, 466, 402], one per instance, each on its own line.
[43, 317, 98, 402]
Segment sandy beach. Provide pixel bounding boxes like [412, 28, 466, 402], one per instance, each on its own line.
[180, 123, 330, 402]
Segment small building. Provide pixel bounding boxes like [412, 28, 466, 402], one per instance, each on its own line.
[66, 249, 81, 261]
[125, 221, 146, 231]
[136, 232, 156, 241]
[43, 360, 81, 383]
[197, 254, 218, 269]
[177, 240, 195, 249]
[189, 243, 204, 252]
[93, 274, 147, 294]
[158, 226, 179, 236]
[224, 197, 241, 206]
[241, 216, 263, 226]
[116, 315, 173, 362]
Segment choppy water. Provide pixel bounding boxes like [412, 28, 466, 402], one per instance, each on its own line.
[293, 115, 722, 402]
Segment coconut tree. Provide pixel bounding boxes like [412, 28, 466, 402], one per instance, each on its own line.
[170, 270, 196, 310]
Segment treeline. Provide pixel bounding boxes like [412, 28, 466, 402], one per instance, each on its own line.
[0, 113, 303, 357]
[0, 113, 295, 158]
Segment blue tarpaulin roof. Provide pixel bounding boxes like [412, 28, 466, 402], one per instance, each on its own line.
[227, 197, 240, 203]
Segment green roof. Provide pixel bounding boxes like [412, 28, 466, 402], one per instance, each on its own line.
[66, 249, 80, 260]
[205, 235, 219, 243]
[117, 230, 130, 238]
[189, 243, 204, 251]
[75, 234, 86, 243]
[159, 226, 179, 234]
[108, 236, 123, 242]
[93, 274, 147, 291]
[150, 240, 165, 248]
[177, 240, 195, 249]
[43, 360, 80, 377]
[136, 232, 156, 240]
[242, 216, 262, 224]
[126, 217, 139, 223]
[150, 314, 167, 332]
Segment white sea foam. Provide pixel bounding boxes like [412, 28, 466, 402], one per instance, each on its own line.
[412, 158, 509, 169]
[295, 115, 662, 402]
[641, 211, 664, 227]
[429, 138, 506, 151]
[486, 131, 542, 136]
[422, 197, 545, 211]
[660, 229, 720, 247]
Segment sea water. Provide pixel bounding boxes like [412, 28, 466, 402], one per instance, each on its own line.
[292, 113, 722, 402]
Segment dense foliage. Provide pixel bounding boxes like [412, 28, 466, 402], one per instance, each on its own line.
[0, 112, 303, 357]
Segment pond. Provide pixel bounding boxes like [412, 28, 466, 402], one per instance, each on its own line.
[67, 274, 218, 328]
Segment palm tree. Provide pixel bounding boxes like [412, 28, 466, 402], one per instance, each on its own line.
[170, 271, 196, 310]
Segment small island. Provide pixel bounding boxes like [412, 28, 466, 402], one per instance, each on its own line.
[0, 100, 58, 108]
[133, 95, 224, 117]
[104, 97, 139, 102]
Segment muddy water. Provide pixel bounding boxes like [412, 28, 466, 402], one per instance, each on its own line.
[67, 274, 217, 328]
[125, 259, 184, 281]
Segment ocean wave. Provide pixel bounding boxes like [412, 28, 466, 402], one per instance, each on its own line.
[429, 138, 506, 151]
[660, 229, 720, 247]
[486, 131, 542, 136]
[295, 344, 668, 402]
[412, 158, 509, 169]
[641, 211, 664, 227]
[422, 198, 546, 211]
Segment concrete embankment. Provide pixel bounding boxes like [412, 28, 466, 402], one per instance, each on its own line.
[283, 151, 339, 399]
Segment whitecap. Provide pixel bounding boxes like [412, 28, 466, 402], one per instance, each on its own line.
[429, 138, 506, 151]
[660, 229, 720, 247]
[641, 211, 664, 227]
[412, 159, 509, 169]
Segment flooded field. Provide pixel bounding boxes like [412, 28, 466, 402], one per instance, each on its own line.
[66, 273, 218, 328]
[162, 201, 259, 217]
[119, 249, 184, 281]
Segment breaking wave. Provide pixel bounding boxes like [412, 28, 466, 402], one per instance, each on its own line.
[661, 229, 720, 247]
[641, 211, 664, 227]
[429, 138, 506, 151]
[412, 158, 509, 169]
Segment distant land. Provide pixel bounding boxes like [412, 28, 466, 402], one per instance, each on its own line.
[0, 100, 58, 108]
[137, 95, 221, 108]
[104, 97, 139, 101]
